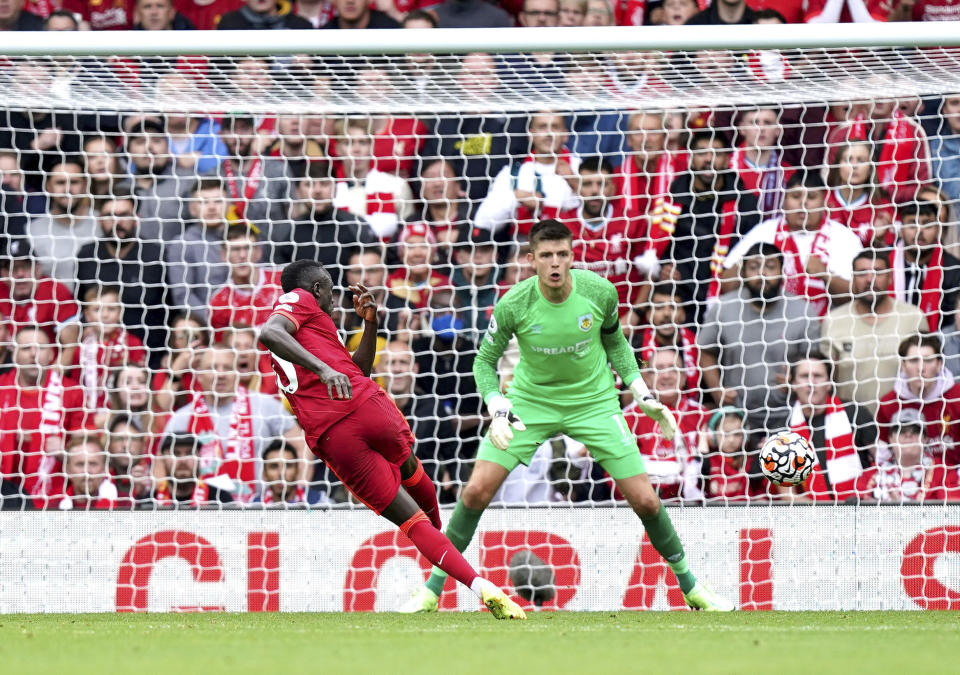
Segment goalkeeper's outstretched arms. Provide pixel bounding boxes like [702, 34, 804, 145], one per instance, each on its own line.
[473, 299, 526, 450]
[599, 284, 679, 440]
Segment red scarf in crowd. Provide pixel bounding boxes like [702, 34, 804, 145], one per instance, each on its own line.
[892, 242, 944, 333]
[706, 200, 739, 301]
[789, 395, 862, 499]
[223, 157, 264, 220]
[29, 370, 66, 501]
[637, 326, 699, 391]
[78, 329, 138, 411]
[187, 387, 256, 503]
[774, 220, 829, 316]
[872, 110, 917, 199]
[622, 152, 679, 258]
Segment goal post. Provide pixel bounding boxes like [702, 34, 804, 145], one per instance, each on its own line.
[1, 24, 960, 612]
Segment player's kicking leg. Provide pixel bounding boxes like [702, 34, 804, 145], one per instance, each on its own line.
[398, 459, 512, 613]
[614, 472, 735, 611]
[398, 454, 442, 530]
[381, 487, 525, 619]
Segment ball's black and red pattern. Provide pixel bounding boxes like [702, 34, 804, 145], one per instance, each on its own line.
[760, 431, 817, 486]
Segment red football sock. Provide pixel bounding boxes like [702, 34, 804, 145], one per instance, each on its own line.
[401, 459, 442, 530]
[400, 511, 478, 589]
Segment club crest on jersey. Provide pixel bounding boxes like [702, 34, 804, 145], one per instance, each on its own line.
[578, 314, 593, 332]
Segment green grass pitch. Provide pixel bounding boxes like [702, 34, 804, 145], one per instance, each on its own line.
[2, 611, 957, 674]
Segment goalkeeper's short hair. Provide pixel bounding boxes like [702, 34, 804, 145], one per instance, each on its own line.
[528, 219, 572, 250]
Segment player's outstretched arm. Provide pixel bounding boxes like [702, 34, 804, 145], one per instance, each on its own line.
[258, 314, 353, 399]
[349, 283, 378, 377]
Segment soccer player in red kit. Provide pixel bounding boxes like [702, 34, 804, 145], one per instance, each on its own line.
[258, 260, 525, 619]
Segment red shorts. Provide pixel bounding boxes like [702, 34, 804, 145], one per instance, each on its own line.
[313, 391, 414, 514]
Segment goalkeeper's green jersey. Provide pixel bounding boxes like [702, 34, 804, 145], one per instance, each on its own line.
[474, 268, 642, 406]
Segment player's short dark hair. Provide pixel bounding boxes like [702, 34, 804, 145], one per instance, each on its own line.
[852, 247, 891, 270]
[528, 219, 572, 250]
[578, 156, 614, 175]
[898, 201, 939, 222]
[281, 259, 331, 294]
[785, 169, 827, 192]
[898, 333, 943, 359]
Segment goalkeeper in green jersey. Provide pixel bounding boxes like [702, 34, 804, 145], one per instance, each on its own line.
[400, 219, 734, 613]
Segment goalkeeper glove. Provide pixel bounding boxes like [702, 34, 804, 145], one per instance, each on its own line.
[488, 394, 526, 450]
[629, 378, 678, 440]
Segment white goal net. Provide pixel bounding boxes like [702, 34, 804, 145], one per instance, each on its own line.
[1, 25, 960, 612]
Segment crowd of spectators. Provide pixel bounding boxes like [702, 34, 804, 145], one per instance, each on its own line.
[1, 0, 960, 509]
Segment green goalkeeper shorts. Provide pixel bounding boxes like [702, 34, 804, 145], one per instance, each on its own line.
[476, 395, 646, 480]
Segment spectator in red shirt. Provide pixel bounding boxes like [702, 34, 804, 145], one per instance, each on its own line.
[732, 106, 795, 218]
[223, 325, 279, 395]
[0, 327, 87, 503]
[71, 285, 147, 417]
[135, 0, 197, 28]
[631, 282, 700, 395]
[694, 406, 766, 502]
[825, 139, 896, 247]
[386, 223, 452, 309]
[877, 334, 960, 467]
[0, 237, 81, 369]
[154, 312, 210, 414]
[826, 90, 932, 204]
[806, 0, 892, 22]
[623, 346, 707, 501]
[333, 117, 415, 240]
[567, 156, 647, 315]
[174, 0, 242, 29]
[783, 352, 874, 502]
[616, 111, 684, 264]
[856, 408, 960, 502]
[107, 364, 165, 442]
[53, 436, 120, 510]
[892, 0, 960, 21]
[208, 225, 283, 338]
[415, 159, 471, 249]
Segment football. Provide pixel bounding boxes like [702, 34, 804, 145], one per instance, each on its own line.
[759, 431, 817, 485]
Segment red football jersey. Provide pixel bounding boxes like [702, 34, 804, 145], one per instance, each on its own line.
[62, 0, 136, 29]
[804, 0, 894, 21]
[876, 385, 960, 466]
[0, 278, 80, 344]
[747, 0, 806, 22]
[269, 288, 379, 446]
[567, 212, 645, 315]
[209, 268, 284, 334]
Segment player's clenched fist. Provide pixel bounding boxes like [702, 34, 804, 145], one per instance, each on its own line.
[349, 283, 378, 323]
[487, 395, 526, 450]
[315, 364, 353, 400]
